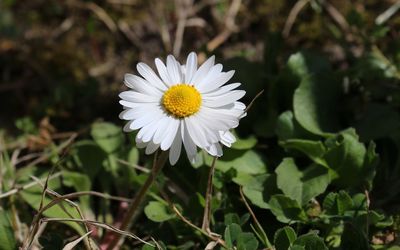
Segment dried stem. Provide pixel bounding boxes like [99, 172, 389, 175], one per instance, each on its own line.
[239, 186, 272, 249]
[106, 150, 169, 250]
[0, 172, 63, 199]
[40, 218, 152, 246]
[158, 185, 227, 248]
[245, 89, 264, 113]
[282, 0, 310, 38]
[201, 156, 217, 232]
[173, 0, 190, 57]
[207, 0, 241, 51]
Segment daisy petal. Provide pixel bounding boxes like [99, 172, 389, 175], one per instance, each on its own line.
[160, 120, 180, 150]
[119, 91, 160, 103]
[155, 58, 173, 86]
[205, 143, 223, 157]
[153, 116, 173, 144]
[166, 55, 183, 84]
[124, 74, 162, 96]
[123, 121, 134, 132]
[130, 108, 164, 130]
[202, 83, 241, 97]
[198, 70, 235, 93]
[145, 141, 159, 154]
[191, 55, 215, 86]
[137, 62, 168, 90]
[169, 131, 182, 165]
[185, 52, 198, 84]
[219, 131, 236, 147]
[181, 122, 197, 157]
[203, 90, 246, 107]
[184, 116, 209, 149]
[119, 105, 159, 120]
[135, 137, 148, 148]
[195, 64, 223, 90]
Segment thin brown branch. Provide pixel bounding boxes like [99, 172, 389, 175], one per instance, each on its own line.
[158, 188, 228, 249]
[322, 1, 350, 33]
[173, 0, 191, 57]
[66, 0, 117, 33]
[0, 172, 63, 199]
[239, 186, 272, 248]
[207, 0, 241, 51]
[28, 176, 93, 250]
[22, 133, 77, 168]
[40, 218, 153, 246]
[117, 159, 150, 173]
[245, 89, 264, 113]
[201, 156, 217, 232]
[282, 0, 310, 38]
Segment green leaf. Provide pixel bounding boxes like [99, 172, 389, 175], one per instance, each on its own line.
[341, 223, 369, 250]
[293, 74, 341, 135]
[127, 146, 139, 165]
[356, 48, 400, 80]
[286, 51, 331, 79]
[268, 195, 307, 223]
[275, 158, 330, 205]
[275, 111, 317, 141]
[232, 135, 257, 150]
[71, 140, 107, 179]
[20, 189, 85, 236]
[235, 173, 278, 209]
[216, 150, 266, 175]
[224, 223, 242, 248]
[0, 209, 17, 250]
[15, 116, 37, 134]
[237, 232, 259, 250]
[91, 122, 124, 153]
[224, 213, 241, 226]
[289, 245, 306, 250]
[144, 201, 175, 222]
[324, 129, 377, 187]
[279, 139, 328, 167]
[322, 191, 353, 216]
[16, 168, 83, 235]
[62, 171, 92, 212]
[274, 226, 297, 250]
[293, 233, 328, 250]
[0, 151, 14, 191]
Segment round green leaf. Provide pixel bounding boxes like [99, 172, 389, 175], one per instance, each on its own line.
[91, 122, 124, 153]
[232, 135, 257, 150]
[268, 195, 307, 223]
[275, 158, 330, 205]
[274, 226, 297, 250]
[144, 201, 175, 222]
[293, 233, 328, 250]
[293, 75, 341, 135]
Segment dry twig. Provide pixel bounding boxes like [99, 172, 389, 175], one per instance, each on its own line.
[207, 0, 242, 51]
[40, 218, 152, 246]
[282, 0, 310, 38]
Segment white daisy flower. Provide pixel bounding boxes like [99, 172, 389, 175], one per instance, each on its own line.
[119, 52, 246, 165]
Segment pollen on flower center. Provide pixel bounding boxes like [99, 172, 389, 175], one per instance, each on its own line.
[162, 84, 201, 118]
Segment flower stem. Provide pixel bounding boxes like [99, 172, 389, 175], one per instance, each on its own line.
[201, 156, 217, 232]
[106, 150, 169, 250]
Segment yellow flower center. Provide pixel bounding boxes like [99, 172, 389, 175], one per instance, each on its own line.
[162, 84, 202, 118]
